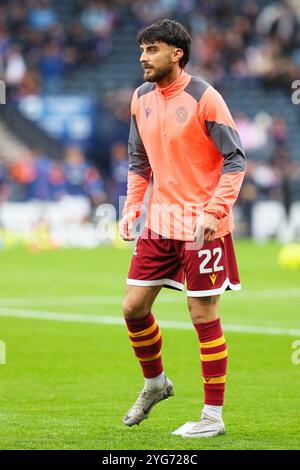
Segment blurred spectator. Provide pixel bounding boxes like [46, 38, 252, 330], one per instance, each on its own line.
[84, 165, 107, 206]
[252, 160, 282, 201]
[0, 163, 10, 202]
[235, 112, 259, 152]
[13, 70, 40, 101]
[238, 160, 258, 236]
[271, 147, 295, 216]
[9, 150, 38, 201]
[5, 146, 107, 212]
[80, 0, 116, 36]
[109, 141, 128, 214]
[27, 0, 57, 32]
[62, 46, 79, 75]
[29, 150, 53, 200]
[99, 88, 132, 157]
[80, 0, 118, 62]
[235, 111, 272, 153]
[64, 146, 92, 196]
[38, 40, 65, 92]
[256, 1, 296, 42]
[48, 160, 66, 200]
[131, 0, 177, 27]
[67, 21, 89, 64]
[0, 25, 10, 74]
[9, 150, 53, 201]
[63, 146, 107, 206]
[6, 1, 28, 37]
[5, 45, 27, 87]
[237, 151, 300, 236]
[269, 115, 288, 146]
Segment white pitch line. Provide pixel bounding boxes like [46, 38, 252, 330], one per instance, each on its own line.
[0, 295, 125, 307]
[0, 307, 299, 337]
[235, 288, 300, 299]
[0, 287, 299, 307]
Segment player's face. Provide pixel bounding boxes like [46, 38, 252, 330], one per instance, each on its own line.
[139, 42, 177, 83]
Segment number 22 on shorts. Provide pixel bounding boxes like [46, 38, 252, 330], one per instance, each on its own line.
[198, 247, 224, 274]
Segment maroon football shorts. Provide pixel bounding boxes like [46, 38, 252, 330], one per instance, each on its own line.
[127, 228, 241, 297]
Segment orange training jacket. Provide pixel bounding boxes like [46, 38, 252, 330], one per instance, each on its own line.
[123, 69, 246, 240]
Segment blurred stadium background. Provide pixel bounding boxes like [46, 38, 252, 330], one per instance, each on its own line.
[0, 0, 300, 245]
[0, 0, 300, 451]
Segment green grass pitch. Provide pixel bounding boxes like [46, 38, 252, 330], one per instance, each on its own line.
[0, 241, 300, 450]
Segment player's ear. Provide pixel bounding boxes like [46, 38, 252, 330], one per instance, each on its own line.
[172, 48, 183, 64]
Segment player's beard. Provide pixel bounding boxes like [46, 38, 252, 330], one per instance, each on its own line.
[143, 62, 173, 83]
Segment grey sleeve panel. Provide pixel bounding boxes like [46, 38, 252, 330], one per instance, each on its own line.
[205, 120, 246, 174]
[184, 77, 210, 102]
[137, 82, 156, 99]
[128, 114, 151, 179]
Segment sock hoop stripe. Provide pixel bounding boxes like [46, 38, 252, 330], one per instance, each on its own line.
[138, 351, 162, 362]
[201, 349, 228, 362]
[130, 331, 161, 347]
[194, 319, 227, 406]
[128, 321, 158, 338]
[203, 375, 226, 384]
[200, 335, 225, 349]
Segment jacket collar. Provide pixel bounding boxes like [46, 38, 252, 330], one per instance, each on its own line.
[156, 69, 191, 99]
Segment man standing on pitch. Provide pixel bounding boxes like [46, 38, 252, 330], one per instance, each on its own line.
[119, 19, 246, 438]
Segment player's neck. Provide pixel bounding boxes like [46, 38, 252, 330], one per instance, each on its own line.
[156, 67, 182, 89]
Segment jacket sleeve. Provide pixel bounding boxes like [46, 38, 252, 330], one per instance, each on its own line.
[122, 90, 152, 217]
[199, 86, 246, 219]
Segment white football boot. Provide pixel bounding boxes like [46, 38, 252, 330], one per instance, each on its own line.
[182, 411, 225, 438]
[123, 377, 174, 427]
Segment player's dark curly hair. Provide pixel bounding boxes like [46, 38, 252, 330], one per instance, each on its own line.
[137, 19, 191, 69]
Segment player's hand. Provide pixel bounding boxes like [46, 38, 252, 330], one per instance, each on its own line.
[193, 212, 218, 243]
[203, 212, 218, 241]
[119, 211, 137, 241]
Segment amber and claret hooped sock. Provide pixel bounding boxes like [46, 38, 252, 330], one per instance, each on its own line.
[125, 312, 164, 384]
[194, 318, 227, 412]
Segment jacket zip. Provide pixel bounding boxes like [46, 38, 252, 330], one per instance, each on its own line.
[161, 91, 167, 136]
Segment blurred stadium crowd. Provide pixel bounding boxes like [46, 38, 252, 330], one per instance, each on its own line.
[0, 0, 300, 240]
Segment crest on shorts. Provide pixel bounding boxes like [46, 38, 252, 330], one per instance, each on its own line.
[209, 274, 217, 285]
[175, 106, 188, 123]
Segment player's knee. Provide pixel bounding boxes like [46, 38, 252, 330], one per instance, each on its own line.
[187, 296, 219, 323]
[122, 296, 148, 319]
